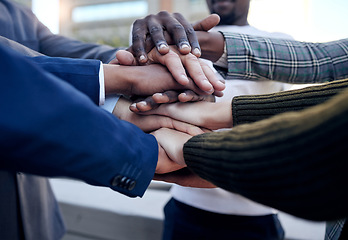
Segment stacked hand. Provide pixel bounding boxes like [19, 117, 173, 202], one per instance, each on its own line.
[110, 11, 229, 187]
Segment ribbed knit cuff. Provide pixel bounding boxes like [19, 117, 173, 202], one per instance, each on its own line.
[232, 79, 348, 126]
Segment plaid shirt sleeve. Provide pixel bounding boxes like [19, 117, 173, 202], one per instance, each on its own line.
[219, 32, 348, 84]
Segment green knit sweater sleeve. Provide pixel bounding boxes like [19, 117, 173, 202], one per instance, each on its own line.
[184, 81, 348, 221]
[233, 79, 348, 125]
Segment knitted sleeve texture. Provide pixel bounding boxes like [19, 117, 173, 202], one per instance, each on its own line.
[184, 80, 348, 221]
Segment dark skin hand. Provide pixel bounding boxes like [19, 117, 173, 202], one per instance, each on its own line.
[131, 11, 202, 64]
[115, 13, 224, 112]
[129, 90, 216, 113]
[127, 14, 224, 112]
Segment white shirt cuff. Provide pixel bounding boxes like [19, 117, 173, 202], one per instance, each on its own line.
[99, 62, 105, 106]
[101, 94, 120, 113]
[213, 44, 228, 68]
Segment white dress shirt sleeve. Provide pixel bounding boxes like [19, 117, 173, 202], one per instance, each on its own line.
[99, 62, 120, 113]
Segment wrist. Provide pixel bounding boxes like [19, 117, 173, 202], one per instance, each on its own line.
[196, 31, 225, 62]
[103, 64, 130, 95]
[209, 101, 233, 129]
[112, 96, 131, 120]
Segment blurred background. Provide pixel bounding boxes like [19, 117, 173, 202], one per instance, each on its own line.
[12, 1, 348, 240]
[15, 0, 348, 47]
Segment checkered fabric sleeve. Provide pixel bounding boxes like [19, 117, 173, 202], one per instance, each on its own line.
[220, 32, 348, 84]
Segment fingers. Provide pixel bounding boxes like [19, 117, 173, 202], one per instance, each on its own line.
[181, 53, 214, 93]
[192, 14, 220, 31]
[147, 47, 219, 93]
[155, 144, 184, 174]
[171, 120, 205, 136]
[129, 90, 214, 113]
[131, 19, 150, 64]
[172, 12, 201, 57]
[115, 97, 205, 134]
[145, 15, 170, 55]
[131, 11, 203, 64]
[115, 50, 137, 66]
[199, 58, 226, 93]
[151, 49, 190, 86]
[152, 128, 190, 167]
[155, 11, 191, 55]
[178, 90, 215, 103]
[152, 91, 179, 103]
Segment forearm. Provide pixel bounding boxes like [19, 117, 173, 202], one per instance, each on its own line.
[221, 33, 348, 83]
[184, 87, 348, 221]
[1, 47, 158, 197]
[232, 78, 348, 125]
[30, 55, 101, 105]
[196, 31, 225, 62]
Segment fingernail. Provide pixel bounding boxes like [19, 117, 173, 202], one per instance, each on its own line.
[204, 79, 213, 92]
[193, 48, 201, 57]
[139, 55, 146, 62]
[130, 103, 137, 108]
[154, 93, 163, 97]
[138, 101, 147, 106]
[181, 74, 189, 84]
[180, 43, 190, 50]
[158, 43, 168, 50]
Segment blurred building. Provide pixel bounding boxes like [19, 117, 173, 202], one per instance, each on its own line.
[59, 0, 209, 47]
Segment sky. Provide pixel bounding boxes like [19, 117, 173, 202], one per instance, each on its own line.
[32, 0, 348, 42]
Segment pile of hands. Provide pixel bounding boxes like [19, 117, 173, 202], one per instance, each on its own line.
[110, 12, 231, 188]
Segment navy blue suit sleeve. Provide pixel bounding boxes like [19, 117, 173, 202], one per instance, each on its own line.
[0, 45, 157, 198]
[29, 56, 101, 105]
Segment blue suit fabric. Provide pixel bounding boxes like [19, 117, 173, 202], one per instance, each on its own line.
[0, 1, 157, 239]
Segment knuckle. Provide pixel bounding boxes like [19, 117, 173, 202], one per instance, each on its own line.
[132, 34, 143, 42]
[134, 47, 145, 54]
[185, 53, 198, 61]
[172, 24, 185, 31]
[158, 11, 170, 17]
[149, 25, 162, 35]
[172, 12, 184, 20]
[145, 14, 155, 20]
[186, 27, 195, 35]
[133, 19, 145, 27]
[166, 51, 179, 58]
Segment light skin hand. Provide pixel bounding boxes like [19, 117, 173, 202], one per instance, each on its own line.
[151, 128, 216, 188]
[113, 97, 205, 136]
[103, 63, 208, 97]
[111, 48, 225, 96]
[138, 101, 233, 130]
[155, 143, 184, 174]
[151, 128, 191, 166]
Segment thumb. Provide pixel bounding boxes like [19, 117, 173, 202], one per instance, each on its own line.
[115, 50, 137, 66]
[193, 14, 220, 31]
